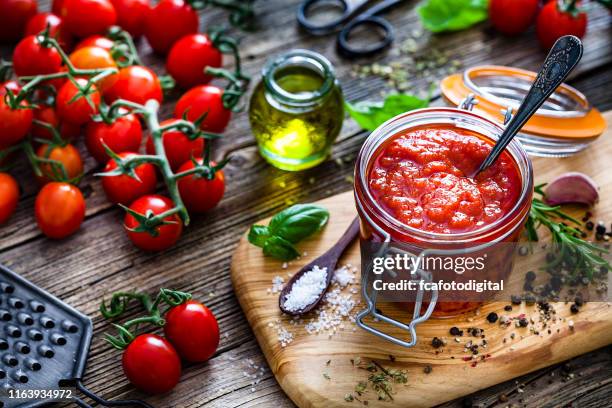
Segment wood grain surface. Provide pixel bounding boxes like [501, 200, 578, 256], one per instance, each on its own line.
[1, 0, 611, 407]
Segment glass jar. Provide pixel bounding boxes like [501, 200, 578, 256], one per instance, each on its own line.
[354, 107, 534, 317]
[248, 49, 344, 171]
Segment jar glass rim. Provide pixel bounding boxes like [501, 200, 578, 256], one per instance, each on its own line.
[262, 49, 335, 106]
[355, 107, 534, 243]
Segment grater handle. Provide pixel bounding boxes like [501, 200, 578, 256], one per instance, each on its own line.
[76, 380, 156, 408]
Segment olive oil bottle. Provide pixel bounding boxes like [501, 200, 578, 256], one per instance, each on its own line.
[249, 49, 344, 171]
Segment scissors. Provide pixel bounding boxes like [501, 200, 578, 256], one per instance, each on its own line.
[297, 0, 405, 58]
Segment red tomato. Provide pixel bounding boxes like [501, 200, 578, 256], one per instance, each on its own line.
[35, 182, 85, 239]
[145, 119, 204, 171]
[101, 152, 157, 205]
[144, 0, 198, 55]
[25, 12, 73, 50]
[75, 35, 114, 51]
[61, 0, 117, 38]
[166, 34, 222, 89]
[56, 78, 101, 125]
[69, 46, 118, 92]
[1, 80, 21, 96]
[0, 0, 37, 43]
[12, 35, 63, 77]
[32, 106, 81, 142]
[111, 0, 150, 37]
[536, 1, 587, 49]
[122, 334, 181, 395]
[177, 158, 225, 213]
[164, 300, 219, 362]
[124, 195, 182, 251]
[0, 173, 19, 224]
[36, 143, 84, 183]
[174, 85, 231, 133]
[52, 0, 64, 14]
[489, 0, 539, 35]
[85, 111, 142, 163]
[104, 66, 163, 105]
[0, 85, 33, 148]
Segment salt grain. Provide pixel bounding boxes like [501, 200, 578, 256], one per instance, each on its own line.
[282, 266, 328, 312]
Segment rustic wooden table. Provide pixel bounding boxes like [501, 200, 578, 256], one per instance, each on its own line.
[1, 1, 611, 407]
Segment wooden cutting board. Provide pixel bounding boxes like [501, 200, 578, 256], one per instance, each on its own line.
[231, 111, 612, 408]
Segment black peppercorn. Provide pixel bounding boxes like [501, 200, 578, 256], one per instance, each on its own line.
[525, 294, 536, 305]
[574, 296, 584, 307]
[504, 305, 513, 312]
[450, 327, 463, 336]
[550, 276, 563, 291]
[431, 337, 443, 348]
[518, 318, 529, 327]
[486, 312, 498, 323]
[585, 221, 594, 231]
[570, 304, 580, 314]
[596, 221, 606, 235]
[511, 294, 522, 305]
[525, 271, 536, 282]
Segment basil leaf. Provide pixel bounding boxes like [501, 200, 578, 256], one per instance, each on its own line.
[269, 204, 330, 243]
[263, 236, 301, 261]
[417, 0, 488, 33]
[248, 225, 270, 248]
[345, 93, 429, 131]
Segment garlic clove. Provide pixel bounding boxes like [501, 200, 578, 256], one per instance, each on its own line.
[544, 172, 599, 206]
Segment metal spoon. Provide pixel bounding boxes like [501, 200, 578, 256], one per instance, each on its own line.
[279, 217, 360, 315]
[474, 35, 583, 176]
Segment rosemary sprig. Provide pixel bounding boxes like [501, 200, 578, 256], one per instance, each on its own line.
[526, 184, 610, 280]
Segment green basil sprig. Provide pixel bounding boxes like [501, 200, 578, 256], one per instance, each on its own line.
[417, 0, 488, 33]
[345, 93, 429, 131]
[248, 204, 330, 261]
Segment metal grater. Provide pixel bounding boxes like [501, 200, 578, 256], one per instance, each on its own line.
[0, 264, 153, 408]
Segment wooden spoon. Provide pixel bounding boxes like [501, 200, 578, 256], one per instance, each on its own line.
[279, 217, 360, 316]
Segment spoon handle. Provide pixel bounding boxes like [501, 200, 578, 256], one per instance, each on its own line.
[328, 217, 360, 258]
[476, 35, 583, 175]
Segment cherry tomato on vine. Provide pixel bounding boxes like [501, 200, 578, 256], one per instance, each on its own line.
[0, 173, 19, 225]
[536, 0, 587, 49]
[489, 0, 539, 36]
[144, 0, 198, 55]
[145, 119, 204, 171]
[0, 83, 33, 149]
[124, 195, 182, 251]
[111, 0, 150, 38]
[104, 65, 163, 105]
[75, 35, 114, 51]
[122, 334, 181, 394]
[36, 143, 84, 183]
[164, 300, 219, 362]
[35, 182, 85, 239]
[0, 0, 37, 43]
[25, 12, 73, 50]
[32, 106, 81, 142]
[175, 85, 231, 133]
[101, 152, 157, 205]
[166, 34, 222, 89]
[61, 0, 117, 38]
[12, 35, 63, 77]
[177, 158, 225, 214]
[85, 111, 142, 163]
[69, 46, 118, 92]
[56, 78, 101, 125]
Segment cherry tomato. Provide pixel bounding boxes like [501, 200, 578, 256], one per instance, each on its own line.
[0, 0, 37, 43]
[0, 85, 33, 149]
[124, 195, 182, 251]
[164, 300, 219, 362]
[61, 0, 117, 38]
[536, 1, 587, 49]
[122, 334, 181, 395]
[101, 152, 157, 205]
[177, 158, 225, 214]
[111, 0, 150, 37]
[166, 34, 222, 89]
[56, 78, 101, 125]
[489, 0, 539, 36]
[174, 85, 230, 133]
[36, 143, 84, 183]
[25, 12, 73, 50]
[35, 182, 85, 239]
[75, 35, 114, 51]
[69, 46, 118, 92]
[0, 173, 19, 224]
[85, 111, 142, 163]
[32, 106, 81, 142]
[104, 66, 163, 105]
[144, 0, 198, 55]
[12, 35, 63, 77]
[145, 119, 204, 171]
[52, 0, 64, 14]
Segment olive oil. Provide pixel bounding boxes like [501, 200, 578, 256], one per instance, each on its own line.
[249, 50, 344, 171]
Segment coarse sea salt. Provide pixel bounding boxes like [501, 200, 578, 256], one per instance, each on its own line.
[332, 265, 355, 288]
[282, 265, 328, 312]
